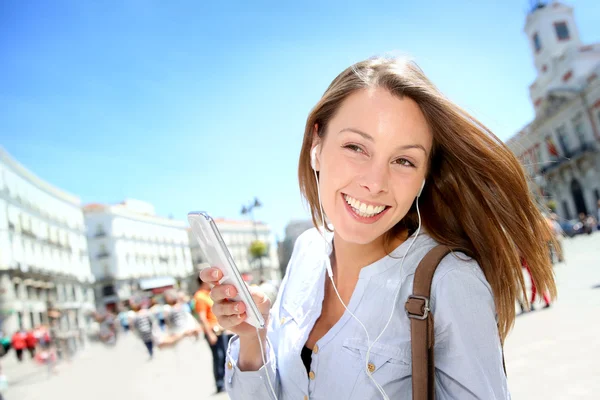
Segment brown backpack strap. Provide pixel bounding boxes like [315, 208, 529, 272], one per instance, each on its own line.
[405, 245, 452, 400]
[405, 246, 507, 400]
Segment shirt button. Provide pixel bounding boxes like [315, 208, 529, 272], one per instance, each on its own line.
[309, 371, 316, 380]
[227, 361, 233, 370]
[313, 344, 319, 354]
[280, 317, 286, 325]
[367, 362, 376, 373]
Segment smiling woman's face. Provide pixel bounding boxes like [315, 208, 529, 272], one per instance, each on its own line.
[312, 87, 433, 245]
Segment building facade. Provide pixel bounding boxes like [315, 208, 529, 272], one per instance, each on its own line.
[189, 218, 280, 283]
[277, 219, 314, 278]
[84, 199, 193, 310]
[0, 148, 96, 334]
[506, 1, 600, 220]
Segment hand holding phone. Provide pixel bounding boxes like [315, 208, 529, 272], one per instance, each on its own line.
[199, 267, 272, 339]
[188, 212, 267, 331]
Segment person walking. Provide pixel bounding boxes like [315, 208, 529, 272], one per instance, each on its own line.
[194, 275, 232, 394]
[10, 330, 26, 362]
[201, 56, 556, 399]
[25, 329, 37, 359]
[130, 296, 156, 360]
[523, 258, 551, 310]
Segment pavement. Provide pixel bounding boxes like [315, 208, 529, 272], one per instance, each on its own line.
[1, 333, 229, 400]
[504, 232, 600, 400]
[2, 233, 599, 400]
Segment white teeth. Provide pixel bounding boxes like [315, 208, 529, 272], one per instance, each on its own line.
[344, 194, 387, 217]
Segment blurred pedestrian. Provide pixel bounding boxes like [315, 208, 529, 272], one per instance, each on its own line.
[523, 258, 551, 310]
[194, 275, 232, 394]
[548, 213, 565, 263]
[10, 330, 26, 362]
[25, 329, 37, 358]
[156, 289, 199, 349]
[130, 296, 156, 360]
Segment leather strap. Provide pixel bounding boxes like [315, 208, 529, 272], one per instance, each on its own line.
[406, 245, 452, 400]
[405, 245, 507, 400]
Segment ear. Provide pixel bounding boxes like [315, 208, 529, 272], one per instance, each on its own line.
[311, 123, 322, 171]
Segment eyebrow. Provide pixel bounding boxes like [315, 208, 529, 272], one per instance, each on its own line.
[339, 127, 428, 155]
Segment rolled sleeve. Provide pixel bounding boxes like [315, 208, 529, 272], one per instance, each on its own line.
[225, 335, 279, 400]
[431, 260, 510, 400]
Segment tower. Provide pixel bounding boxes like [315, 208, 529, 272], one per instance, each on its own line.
[524, 1, 582, 76]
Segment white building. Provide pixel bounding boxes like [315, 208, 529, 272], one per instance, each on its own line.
[189, 218, 280, 283]
[506, 1, 600, 220]
[84, 199, 193, 311]
[0, 148, 95, 334]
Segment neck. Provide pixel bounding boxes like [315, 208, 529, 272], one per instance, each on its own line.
[331, 229, 408, 283]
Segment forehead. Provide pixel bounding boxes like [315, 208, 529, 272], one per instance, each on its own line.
[328, 87, 432, 147]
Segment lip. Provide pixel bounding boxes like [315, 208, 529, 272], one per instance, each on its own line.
[342, 193, 390, 224]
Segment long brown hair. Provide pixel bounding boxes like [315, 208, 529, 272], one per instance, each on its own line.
[298, 57, 556, 341]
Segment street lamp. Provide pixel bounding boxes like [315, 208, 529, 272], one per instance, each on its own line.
[241, 197, 264, 282]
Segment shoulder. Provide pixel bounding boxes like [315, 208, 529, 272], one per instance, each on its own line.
[293, 227, 324, 250]
[284, 227, 326, 274]
[428, 249, 495, 319]
[431, 250, 491, 297]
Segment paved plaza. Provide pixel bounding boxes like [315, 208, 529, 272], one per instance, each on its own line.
[2, 233, 599, 400]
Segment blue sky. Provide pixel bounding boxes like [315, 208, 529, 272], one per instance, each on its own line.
[1, 0, 599, 240]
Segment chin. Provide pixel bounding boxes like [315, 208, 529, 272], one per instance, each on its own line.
[333, 219, 387, 246]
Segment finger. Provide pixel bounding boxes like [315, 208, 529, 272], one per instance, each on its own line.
[213, 301, 246, 317]
[210, 285, 237, 302]
[199, 268, 222, 284]
[219, 313, 247, 330]
[248, 285, 269, 305]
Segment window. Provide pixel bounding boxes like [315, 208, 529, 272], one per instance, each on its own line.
[95, 224, 106, 237]
[554, 22, 570, 40]
[556, 125, 570, 155]
[572, 116, 587, 146]
[533, 32, 542, 52]
[17, 312, 23, 330]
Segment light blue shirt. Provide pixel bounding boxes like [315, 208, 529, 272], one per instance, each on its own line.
[225, 228, 509, 399]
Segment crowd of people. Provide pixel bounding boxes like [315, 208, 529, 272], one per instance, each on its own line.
[87, 278, 278, 394]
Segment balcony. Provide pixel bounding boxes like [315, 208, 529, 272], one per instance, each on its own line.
[94, 231, 106, 238]
[539, 142, 598, 175]
[97, 251, 110, 259]
[21, 228, 36, 239]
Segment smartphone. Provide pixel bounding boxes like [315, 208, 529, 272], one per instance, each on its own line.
[187, 211, 266, 329]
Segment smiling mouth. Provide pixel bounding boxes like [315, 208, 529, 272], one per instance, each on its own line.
[343, 194, 390, 218]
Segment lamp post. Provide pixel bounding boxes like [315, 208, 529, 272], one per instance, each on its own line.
[241, 197, 264, 282]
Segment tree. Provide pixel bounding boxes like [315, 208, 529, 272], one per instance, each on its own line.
[248, 240, 268, 260]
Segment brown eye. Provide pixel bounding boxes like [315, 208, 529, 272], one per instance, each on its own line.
[394, 158, 416, 167]
[343, 144, 364, 153]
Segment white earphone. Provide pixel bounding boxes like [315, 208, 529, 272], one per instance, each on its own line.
[311, 145, 319, 171]
[310, 143, 425, 399]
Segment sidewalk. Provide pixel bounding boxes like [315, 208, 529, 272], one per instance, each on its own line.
[1, 339, 102, 397]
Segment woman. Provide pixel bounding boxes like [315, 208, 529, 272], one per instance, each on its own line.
[156, 290, 200, 349]
[200, 57, 556, 399]
[130, 296, 156, 359]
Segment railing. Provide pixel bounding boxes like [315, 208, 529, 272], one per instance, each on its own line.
[539, 142, 597, 175]
[97, 251, 110, 259]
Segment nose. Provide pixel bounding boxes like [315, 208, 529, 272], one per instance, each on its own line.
[358, 160, 389, 194]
